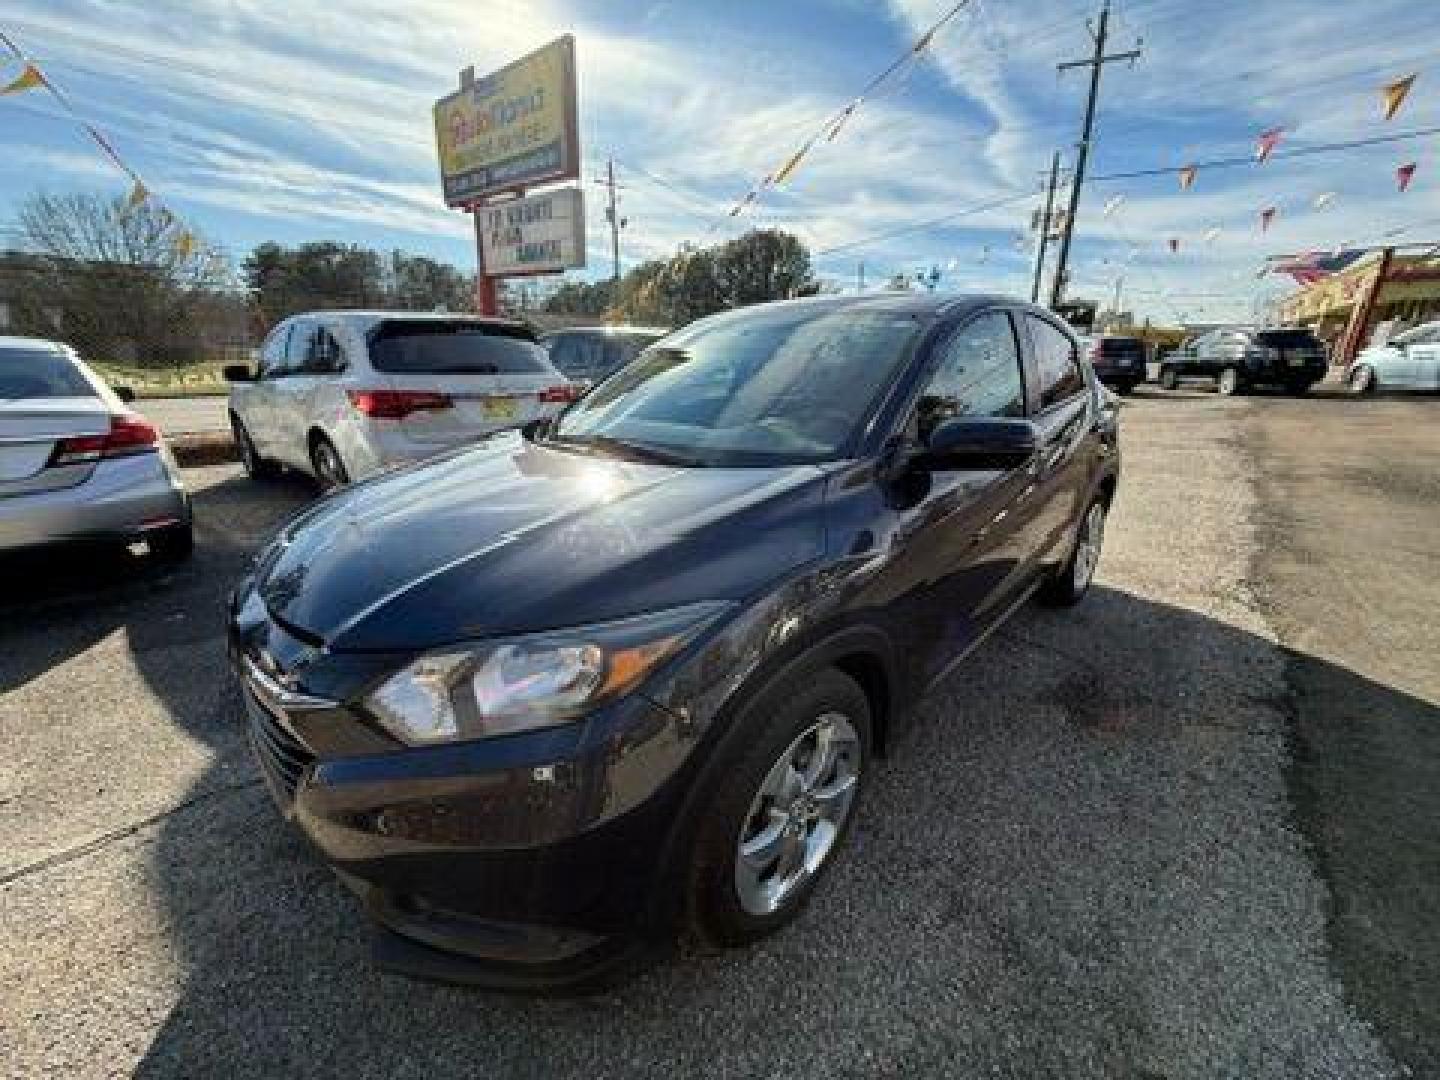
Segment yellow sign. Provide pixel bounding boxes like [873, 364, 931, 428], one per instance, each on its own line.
[433, 35, 578, 206]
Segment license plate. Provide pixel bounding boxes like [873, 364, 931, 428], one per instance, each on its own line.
[480, 397, 518, 420]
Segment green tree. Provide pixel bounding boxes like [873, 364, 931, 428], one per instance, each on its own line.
[384, 251, 474, 312]
[243, 241, 386, 323]
[713, 229, 812, 308]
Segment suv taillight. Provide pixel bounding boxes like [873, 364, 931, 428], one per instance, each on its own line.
[347, 389, 453, 418]
[48, 413, 159, 467]
[538, 384, 581, 404]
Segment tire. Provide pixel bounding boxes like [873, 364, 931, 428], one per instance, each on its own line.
[1216, 366, 1243, 396]
[684, 667, 872, 948]
[1348, 365, 1375, 396]
[1159, 367, 1179, 391]
[1285, 380, 1312, 396]
[309, 433, 350, 492]
[1039, 495, 1107, 607]
[232, 415, 279, 481]
[1115, 382, 1134, 396]
[147, 520, 194, 564]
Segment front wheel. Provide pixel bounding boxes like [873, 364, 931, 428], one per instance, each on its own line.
[147, 520, 194, 564]
[684, 667, 871, 948]
[1284, 380, 1312, 396]
[232, 415, 280, 481]
[1347, 365, 1375, 396]
[1039, 496, 1107, 607]
[1159, 367, 1179, 390]
[1216, 366, 1243, 396]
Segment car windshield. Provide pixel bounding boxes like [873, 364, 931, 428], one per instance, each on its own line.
[369, 321, 550, 374]
[0, 348, 95, 399]
[549, 305, 924, 467]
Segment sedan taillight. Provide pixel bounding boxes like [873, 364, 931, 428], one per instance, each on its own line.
[48, 413, 160, 467]
[348, 389, 453, 418]
[538, 384, 581, 404]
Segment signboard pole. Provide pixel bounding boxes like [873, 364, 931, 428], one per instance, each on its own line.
[473, 208, 500, 316]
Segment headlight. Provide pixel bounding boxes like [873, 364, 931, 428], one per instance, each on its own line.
[365, 602, 727, 745]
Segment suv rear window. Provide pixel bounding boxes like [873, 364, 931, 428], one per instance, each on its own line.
[1255, 330, 1321, 349]
[0, 348, 95, 399]
[369, 320, 549, 374]
[1099, 337, 1144, 355]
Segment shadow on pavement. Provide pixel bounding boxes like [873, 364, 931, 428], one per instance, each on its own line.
[107, 567, 1435, 1077]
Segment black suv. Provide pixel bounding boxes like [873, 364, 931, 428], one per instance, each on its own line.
[1159, 327, 1328, 395]
[229, 294, 1121, 988]
[1080, 334, 1147, 394]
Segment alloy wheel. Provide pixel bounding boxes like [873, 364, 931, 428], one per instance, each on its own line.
[1217, 368, 1240, 396]
[734, 712, 862, 916]
[312, 440, 348, 490]
[1073, 501, 1106, 592]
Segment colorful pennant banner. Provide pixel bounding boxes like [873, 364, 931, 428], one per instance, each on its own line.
[1382, 74, 1417, 121]
[1397, 161, 1417, 192]
[1, 62, 44, 95]
[1260, 206, 1277, 232]
[1255, 127, 1284, 163]
[1178, 164, 1197, 190]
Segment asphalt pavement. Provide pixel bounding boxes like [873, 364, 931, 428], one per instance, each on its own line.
[2, 388, 1437, 1078]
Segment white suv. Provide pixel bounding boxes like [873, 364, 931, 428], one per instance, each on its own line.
[225, 311, 577, 488]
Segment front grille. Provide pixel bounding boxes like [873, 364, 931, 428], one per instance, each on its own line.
[245, 686, 315, 808]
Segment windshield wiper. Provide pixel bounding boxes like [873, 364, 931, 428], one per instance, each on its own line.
[541, 432, 700, 467]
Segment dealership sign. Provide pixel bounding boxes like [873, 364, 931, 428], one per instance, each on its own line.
[479, 188, 585, 276]
[433, 35, 579, 206]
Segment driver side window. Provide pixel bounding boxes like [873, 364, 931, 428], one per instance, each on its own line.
[258, 323, 291, 379]
[913, 311, 1025, 441]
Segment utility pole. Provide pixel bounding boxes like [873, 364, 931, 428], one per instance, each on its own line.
[858, 261, 866, 292]
[1031, 151, 1062, 304]
[593, 158, 622, 283]
[1050, 1, 1141, 309]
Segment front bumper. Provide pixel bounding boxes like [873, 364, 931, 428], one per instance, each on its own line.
[230, 604, 696, 981]
[0, 449, 189, 553]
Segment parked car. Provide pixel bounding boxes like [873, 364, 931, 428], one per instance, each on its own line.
[0, 336, 191, 560]
[228, 293, 1120, 987]
[1346, 321, 1440, 394]
[540, 325, 668, 385]
[1158, 326, 1327, 395]
[225, 311, 580, 489]
[1077, 334, 1147, 394]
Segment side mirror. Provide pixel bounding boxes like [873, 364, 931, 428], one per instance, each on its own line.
[920, 416, 1038, 471]
[222, 363, 254, 383]
[114, 385, 136, 403]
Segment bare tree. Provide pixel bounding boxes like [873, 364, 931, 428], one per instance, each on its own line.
[7, 191, 232, 366]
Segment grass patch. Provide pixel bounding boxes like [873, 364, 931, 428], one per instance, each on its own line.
[91, 360, 229, 398]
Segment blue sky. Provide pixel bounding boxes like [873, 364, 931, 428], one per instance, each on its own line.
[2, 0, 1439, 321]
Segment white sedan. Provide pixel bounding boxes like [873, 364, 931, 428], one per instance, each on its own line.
[225, 311, 579, 489]
[1347, 321, 1440, 394]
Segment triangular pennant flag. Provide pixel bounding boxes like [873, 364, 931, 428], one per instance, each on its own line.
[1256, 127, 1284, 163]
[771, 145, 809, 187]
[173, 230, 198, 260]
[1381, 74, 1417, 121]
[1178, 164, 1197, 190]
[1, 62, 45, 96]
[825, 99, 861, 143]
[1168, 237, 1179, 254]
[1397, 162, 1417, 192]
[978, 245, 990, 265]
[122, 180, 149, 216]
[1313, 191, 1337, 210]
[1102, 195, 1124, 217]
[1260, 206, 1277, 232]
[1203, 227, 1221, 244]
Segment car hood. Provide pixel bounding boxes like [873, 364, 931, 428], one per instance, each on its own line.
[256, 433, 827, 651]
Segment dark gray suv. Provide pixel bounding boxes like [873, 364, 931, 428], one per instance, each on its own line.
[1159, 327, 1328, 395]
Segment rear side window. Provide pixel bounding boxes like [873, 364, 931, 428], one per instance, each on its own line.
[1256, 330, 1321, 349]
[0, 348, 95, 398]
[370, 321, 549, 374]
[1025, 315, 1085, 408]
[1100, 337, 1144, 355]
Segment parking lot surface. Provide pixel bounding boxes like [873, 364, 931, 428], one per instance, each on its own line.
[2, 390, 1436, 1078]
[134, 395, 229, 435]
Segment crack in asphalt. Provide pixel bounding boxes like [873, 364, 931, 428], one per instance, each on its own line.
[0, 776, 262, 888]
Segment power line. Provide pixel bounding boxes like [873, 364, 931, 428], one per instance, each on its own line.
[813, 190, 1036, 257]
[1089, 124, 1440, 183]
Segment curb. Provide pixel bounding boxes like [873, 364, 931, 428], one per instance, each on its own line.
[170, 431, 238, 468]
